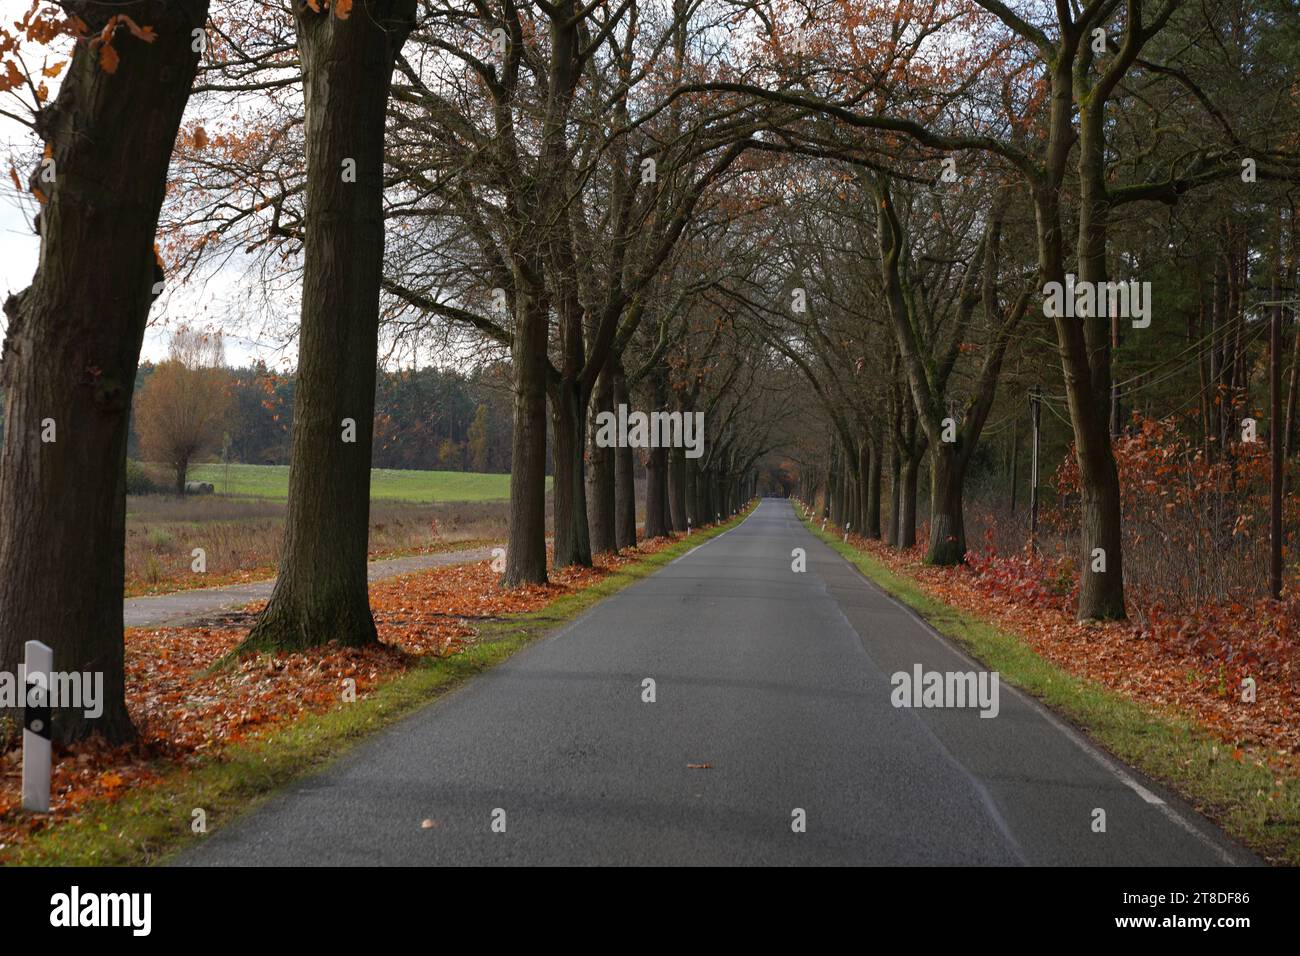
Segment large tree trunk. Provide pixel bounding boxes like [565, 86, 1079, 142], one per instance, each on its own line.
[699, 466, 714, 526]
[899, 453, 919, 549]
[828, 452, 837, 525]
[691, 463, 703, 525]
[668, 443, 688, 532]
[683, 453, 697, 530]
[829, 447, 842, 526]
[822, 459, 833, 519]
[586, 362, 616, 554]
[614, 443, 637, 549]
[927, 443, 967, 564]
[866, 434, 883, 539]
[842, 447, 852, 530]
[244, 0, 416, 650]
[644, 448, 670, 539]
[856, 440, 871, 537]
[0, 1, 209, 744]
[1070, 104, 1127, 621]
[550, 377, 592, 567]
[842, 456, 851, 528]
[888, 443, 902, 547]
[1075, 442, 1125, 618]
[613, 364, 637, 548]
[503, 290, 551, 585]
[644, 371, 671, 538]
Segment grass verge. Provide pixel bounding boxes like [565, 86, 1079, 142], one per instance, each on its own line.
[797, 507, 1298, 865]
[6, 507, 753, 866]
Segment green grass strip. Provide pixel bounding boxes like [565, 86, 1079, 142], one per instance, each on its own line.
[185, 463, 551, 502]
[797, 507, 1298, 865]
[4, 507, 753, 867]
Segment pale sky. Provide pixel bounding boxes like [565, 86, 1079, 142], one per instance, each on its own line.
[0, 126, 280, 369]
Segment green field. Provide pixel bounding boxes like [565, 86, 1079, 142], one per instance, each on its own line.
[187, 463, 535, 502]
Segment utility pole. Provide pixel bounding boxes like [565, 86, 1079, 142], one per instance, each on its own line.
[1029, 385, 1041, 552]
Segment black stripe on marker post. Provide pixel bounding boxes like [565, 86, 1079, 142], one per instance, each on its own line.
[24, 678, 51, 739]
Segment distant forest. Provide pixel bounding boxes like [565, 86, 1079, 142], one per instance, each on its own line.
[123, 360, 517, 473]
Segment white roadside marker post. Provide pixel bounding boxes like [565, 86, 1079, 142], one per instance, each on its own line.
[23, 639, 53, 813]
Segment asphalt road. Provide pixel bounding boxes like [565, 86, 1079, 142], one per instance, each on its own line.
[177, 500, 1254, 866]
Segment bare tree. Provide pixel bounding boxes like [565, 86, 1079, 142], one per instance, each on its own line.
[136, 328, 232, 495]
[243, 0, 418, 652]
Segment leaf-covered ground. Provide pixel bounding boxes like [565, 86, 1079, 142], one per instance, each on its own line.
[0, 537, 679, 853]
